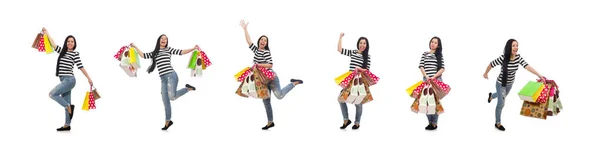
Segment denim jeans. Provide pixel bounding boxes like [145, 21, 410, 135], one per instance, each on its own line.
[263, 70, 296, 122]
[49, 76, 76, 126]
[491, 81, 513, 124]
[160, 71, 190, 121]
[339, 101, 363, 124]
[423, 77, 442, 124]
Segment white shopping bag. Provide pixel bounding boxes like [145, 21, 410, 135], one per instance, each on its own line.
[119, 55, 137, 77]
[247, 75, 258, 98]
[191, 58, 203, 77]
[354, 75, 368, 104]
[346, 77, 360, 104]
[241, 75, 250, 97]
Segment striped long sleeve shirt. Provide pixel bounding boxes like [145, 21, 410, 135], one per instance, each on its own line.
[340, 48, 371, 71]
[55, 46, 84, 76]
[490, 54, 529, 84]
[419, 52, 444, 77]
[142, 47, 183, 76]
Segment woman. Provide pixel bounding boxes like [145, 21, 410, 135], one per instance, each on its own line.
[337, 32, 371, 130]
[130, 34, 198, 130]
[483, 39, 545, 131]
[418, 36, 445, 130]
[43, 27, 94, 131]
[239, 20, 304, 130]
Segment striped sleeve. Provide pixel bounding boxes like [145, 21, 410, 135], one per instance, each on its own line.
[249, 43, 258, 52]
[490, 55, 504, 68]
[419, 52, 426, 68]
[340, 48, 357, 57]
[54, 46, 63, 53]
[73, 52, 84, 69]
[168, 47, 183, 55]
[142, 52, 153, 59]
[366, 55, 371, 69]
[517, 55, 529, 67]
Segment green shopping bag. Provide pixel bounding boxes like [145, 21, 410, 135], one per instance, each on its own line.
[187, 50, 199, 70]
[518, 81, 543, 102]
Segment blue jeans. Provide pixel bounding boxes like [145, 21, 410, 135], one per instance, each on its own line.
[340, 101, 362, 124]
[160, 72, 190, 121]
[263, 70, 296, 122]
[49, 76, 76, 126]
[423, 77, 442, 124]
[491, 81, 513, 124]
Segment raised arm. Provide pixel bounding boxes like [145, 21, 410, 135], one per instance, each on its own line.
[337, 32, 344, 53]
[181, 45, 200, 55]
[240, 20, 252, 46]
[42, 27, 58, 49]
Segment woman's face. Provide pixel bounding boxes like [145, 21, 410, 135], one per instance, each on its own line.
[358, 39, 367, 52]
[160, 35, 168, 48]
[511, 41, 519, 55]
[66, 37, 75, 50]
[429, 38, 439, 51]
[258, 36, 268, 49]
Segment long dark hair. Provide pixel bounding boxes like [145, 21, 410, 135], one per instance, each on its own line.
[357, 37, 370, 69]
[257, 35, 269, 50]
[147, 34, 168, 74]
[430, 36, 443, 72]
[55, 35, 76, 76]
[501, 39, 517, 86]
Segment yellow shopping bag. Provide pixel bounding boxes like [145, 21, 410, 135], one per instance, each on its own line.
[406, 81, 423, 96]
[335, 71, 352, 85]
[129, 47, 136, 64]
[43, 34, 54, 54]
[531, 84, 546, 102]
[81, 92, 90, 111]
[234, 67, 251, 80]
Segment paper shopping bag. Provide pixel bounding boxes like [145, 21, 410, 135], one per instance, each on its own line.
[247, 75, 259, 98]
[410, 98, 420, 113]
[87, 88, 96, 110]
[354, 75, 368, 104]
[82, 92, 90, 111]
[518, 81, 544, 102]
[200, 51, 211, 69]
[37, 34, 46, 52]
[254, 66, 274, 84]
[191, 56, 203, 77]
[430, 79, 451, 100]
[128, 47, 141, 69]
[418, 87, 429, 114]
[407, 81, 423, 98]
[426, 90, 437, 114]
[361, 70, 380, 86]
[32, 33, 43, 49]
[235, 77, 249, 98]
[43, 34, 54, 54]
[92, 86, 101, 100]
[235, 67, 251, 82]
[188, 50, 199, 70]
[339, 71, 357, 88]
[346, 77, 360, 104]
[114, 46, 127, 61]
[531, 84, 548, 103]
[119, 53, 137, 77]
[335, 71, 352, 85]
[252, 70, 271, 99]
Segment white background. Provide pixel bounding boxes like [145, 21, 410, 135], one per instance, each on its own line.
[0, 0, 597, 144]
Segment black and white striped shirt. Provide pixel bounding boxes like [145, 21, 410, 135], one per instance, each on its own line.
[340, 48, 371, 71]
[249, 43, 273, 70]
[142, 47, 182, 76]
[419, 52, 445, 77]
[55, 46, 84, 76]
[490, 54, 529, 84]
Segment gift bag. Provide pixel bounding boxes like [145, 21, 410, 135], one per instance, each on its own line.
[235, 76, 250, 98]
[200, 50, 212, 69]
[253, 69, 272, 99]
[191, 56, 203, 77]
[37, 34, 46, 52]
[346, 77, 360, 104]
[119, 51, 137, 77]
[429, 79, 451, 99]
[337, 71, 357, 88]
[518, 81, 544, 102]
[81, 87, 97, 111]
[253, 65, 275, 84]
[361, 70, 380, 86]
[188, 50, 199, 70]
[406, 81, 423, 98]
[32, 33, 43, 49]
[410, 98, 420, 113]
[335, 71, 352, 84]
[235, 67, 252, 82]
[520, 100, 549, 119]
[128, 47, 141, 69]
[418, 87, 429, 114]
[355, 75, 368, 104]
[92, 86, 101, 100]
[43, 34, 54, 54]
[114, 46, 127, 61]
[246, 75, 260, 98]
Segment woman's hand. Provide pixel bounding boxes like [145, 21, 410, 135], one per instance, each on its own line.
[240, 20, 249, 29]
[339, 32, 344, 38]
[88, 79, 94, 86]
[195, 45, 201, 51]
[483, 73, 489, 79]
[129, 43, 137, 48]
[42, 27, 48, 34]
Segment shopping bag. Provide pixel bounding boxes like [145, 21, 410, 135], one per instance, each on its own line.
[531, 84, 548, 103]
[32, 33, 43, 49]
[346, 77, 360, 104]
[128, 47, 141, 69]
[335, 71, 352, 85]
[339, 71, 357, 88]
[235, 67, 252, 82]
[191, 56, 203, 77]
[410, 98, 419, 113]
[418, 87, 428, 114]
[87, 87, 96, 110]
[430, 79, 451, 99]
[235, 76, 249, 98]
[362, 70, 380, 86]
[81, 92, 90, 111]
[91, 86, 101, 100]
[119, 54, 137, 77]
[518, 81, 544, 102]
[252, 68, 272, 99]
[199, 50, 212, 69]
[114, 46, 127, 61]
[43, 34, 54, 54]
[355, 76, 368, 104]
[253, 65, 275, 84]
[520, 100, 549, 119]
[406, 81, 423, 98]
[247, 75, 259, 98]
[188, 50, 199, 70]
[37, 34, 46, 52]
